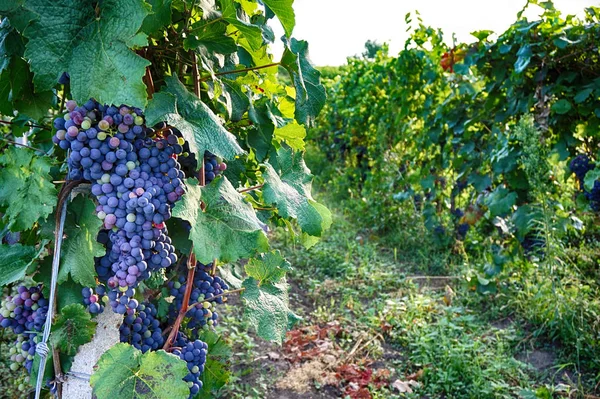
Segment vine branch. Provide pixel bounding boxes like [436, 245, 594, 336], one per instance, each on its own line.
[238, 184, 263, 194]
[0, 138, 46, 153]
[163, 247, 197, 349]
[186, 288, 246, 312]
[200, 63, 280, 82]
[0, 120, 50, 131]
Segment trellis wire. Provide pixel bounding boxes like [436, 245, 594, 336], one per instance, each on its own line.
[35, 198, 68, 399]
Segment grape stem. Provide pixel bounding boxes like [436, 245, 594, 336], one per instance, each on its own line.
[238, 184, 263, 194]
[185, 287, 246, 312]
[0, 137, 46, 153]
[191, 51, 201, 98]
[163, 247, 197, 349]
[200, 63, 280, 82]
[0, 119, 50, 131]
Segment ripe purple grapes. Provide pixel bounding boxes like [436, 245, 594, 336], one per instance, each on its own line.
[53, 100, 186, 314]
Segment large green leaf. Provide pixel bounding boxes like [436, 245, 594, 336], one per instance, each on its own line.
[141, 0, 172, 36]
[145, 75, 245, 162]
[0, 244, 38, 286]
[219, 0, 263, 51]
[172, 177, 269, 263]
[262, 147, 331, 237]
[0, 146, 57, 231]
[184, 19, 237, 54]
[58, 195, 104, 287]
[263, 0, 295, 37]
[280, 38, 326, 127]
[241, 277, 290, 344]
[50, 304, 96, 356]
[24, 0, 151, 107]
[91, 343, 189, 399]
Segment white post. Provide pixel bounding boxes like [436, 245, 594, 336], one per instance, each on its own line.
[61, 310, 122, 398]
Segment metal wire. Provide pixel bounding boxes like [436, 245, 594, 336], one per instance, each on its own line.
[35, 198, 68, 399]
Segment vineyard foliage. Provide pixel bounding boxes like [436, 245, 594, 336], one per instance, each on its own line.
[0, 0, 330, 397]
[312, 1, 600, 367]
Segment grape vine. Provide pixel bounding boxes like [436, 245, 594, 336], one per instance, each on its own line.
[0, 0, 330, 397]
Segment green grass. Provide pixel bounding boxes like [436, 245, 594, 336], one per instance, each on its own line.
[224, 189, 599, 398]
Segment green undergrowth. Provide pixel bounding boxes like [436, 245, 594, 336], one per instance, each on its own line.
[263, 187, 600, 398]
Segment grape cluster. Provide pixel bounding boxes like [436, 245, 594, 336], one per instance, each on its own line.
[456, 223, 470, 240]
[173, 333, 208, 398]
[177, 143, 227, 184]
[9, 334, 38, 373]
[569, 154, 594, 188]
[52, 100, 186, 314]
[203, 153, 227, 183]
[0, 285, 48, 373]
[168, 263, 229, 331]
[81, 285, 108, 314]
[119, 302, 164, 353]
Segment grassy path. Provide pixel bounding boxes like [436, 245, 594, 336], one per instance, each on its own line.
[216, 199, 595, 399]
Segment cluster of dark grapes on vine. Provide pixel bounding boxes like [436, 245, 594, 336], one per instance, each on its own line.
[173, 332, 208, 398]
[0, 285, 48, 374]
[53, 100, 185, 315]
[168, 262, 229, 332]
[451, 209, 470, 241]
[569, 154, 599, 210]
[48, 100, 233, 397]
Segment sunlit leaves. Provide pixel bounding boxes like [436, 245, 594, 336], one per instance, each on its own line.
[24, 0, 150, 107]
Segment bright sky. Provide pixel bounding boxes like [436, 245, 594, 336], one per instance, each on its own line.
[269, 0, 598, 66]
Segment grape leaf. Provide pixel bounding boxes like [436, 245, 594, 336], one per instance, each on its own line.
[262, 147, 331, 237]
[58, 195, 104, 287]
[172, 177, 269, 263]
[24, 0, 151, 108]
[0, 244, 38, 286]
[248, 98, 276, 161]
[50, 304, 96, 356]
[484, 185, 517, 217]
[198, 359, 229, 398]
[280, 38, 326, 127]
[245, 251, 291, 285]
[0, 0, 35, 32]
[263, 0, 295, 37]
[551, 99, 572, 115]
[198, 329, 231, 359]
[274, 120, 306, 150]
[0, 146, 57, 231]
[145, 75, 245, 162]
[241, 277, 290, 343]
[184, 19, 237, 54]
[195, 329, 231, 397]
[141, 0, 172, 36]
[0, 19, 24, 74]
[222, 78, 250, 122]
[91, 343, 189, 399]
[220, 0, 263, 51]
